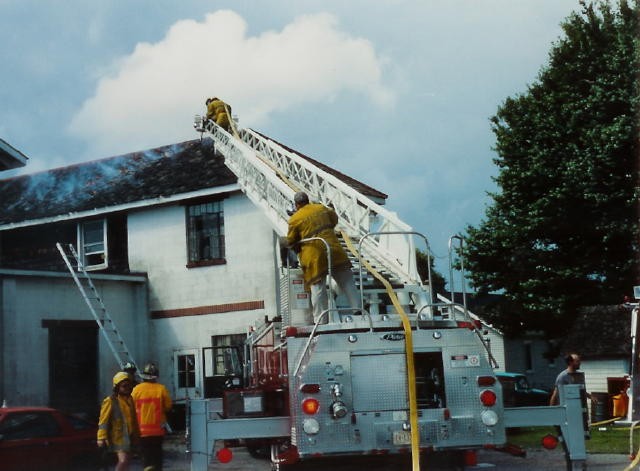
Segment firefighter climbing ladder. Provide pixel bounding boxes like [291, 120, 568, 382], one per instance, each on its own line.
[56, 242, 137, 370]
[195, 113, 434, 471]
[194, 115, 432, 311]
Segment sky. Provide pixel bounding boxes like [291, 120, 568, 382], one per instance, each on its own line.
[0, 0, 582, 279]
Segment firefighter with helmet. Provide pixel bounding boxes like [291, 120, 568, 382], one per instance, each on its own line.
[286, 191, 360, 323]
[205, 97, 232, 132]
[97, 371, 140, 471]
[123, 362, 138, 385]
[132, 363, 173, 471]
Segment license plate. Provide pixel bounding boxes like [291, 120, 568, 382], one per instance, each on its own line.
[392, 430, 412, 445]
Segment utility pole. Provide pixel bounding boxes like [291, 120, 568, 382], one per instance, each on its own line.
[628, 286, 640, 421]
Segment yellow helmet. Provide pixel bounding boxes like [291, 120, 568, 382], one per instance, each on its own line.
[113, 371, 131, 387]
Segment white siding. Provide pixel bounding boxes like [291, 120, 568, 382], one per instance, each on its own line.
[127, 193, 281, 396]
[127, 193, 278, 313]
[581, 359, 629, 394]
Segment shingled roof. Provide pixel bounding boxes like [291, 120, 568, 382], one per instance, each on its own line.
[0, 137, 386, 227]
[560, 304, 633, 358]
[0, 138, 28, 171]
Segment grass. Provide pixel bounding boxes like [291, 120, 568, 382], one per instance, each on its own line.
[507, 425, 640, 454]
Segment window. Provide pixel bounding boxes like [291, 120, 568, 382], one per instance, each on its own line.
[77, 219, 107, 270]
[186, 200, 225, 266]
[524, 342, 533, 372]
[202, 335, 245, 398]
[63, 413, 94, 431]
[176, 354, 196, 389]
[210, 334, 245, 376]
[0, 412, 61, 440]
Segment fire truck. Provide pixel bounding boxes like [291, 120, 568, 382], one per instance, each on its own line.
[186, 107, 589, 470]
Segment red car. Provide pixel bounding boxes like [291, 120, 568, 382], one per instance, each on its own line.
[0, 406, 99, 471]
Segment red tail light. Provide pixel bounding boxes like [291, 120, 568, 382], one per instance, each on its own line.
[302, 398, 320, 415]
[480, 389, 497, 406]
[300, 383, 321, 393]
[456, 321, 475, 329]
[542, 434, 558, 449]
[457, 320, 482, 329]
[477, 376, 496, 386]
[216, 447, 233, 463]
[464, 450, 478, 466]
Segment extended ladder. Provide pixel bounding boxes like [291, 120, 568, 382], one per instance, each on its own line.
[194, 115, 430, 310]
[56, 242, 136, 370]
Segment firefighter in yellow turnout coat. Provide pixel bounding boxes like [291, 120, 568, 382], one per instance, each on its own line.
[132, 363, 172, 471]
[287, 192, 360, 323]
[205, 97, 231, 132]
[97, 372, 140, 471]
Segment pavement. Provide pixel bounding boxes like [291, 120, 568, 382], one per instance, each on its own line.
[155, 434, 636, 471]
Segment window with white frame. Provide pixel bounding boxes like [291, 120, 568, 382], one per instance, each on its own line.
[186, 200, 225, 266]
[78, 219, 107, 270]
[176, 353, 196, 389]
[174, 349, 201, 399]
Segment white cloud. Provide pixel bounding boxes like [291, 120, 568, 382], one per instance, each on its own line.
[68, 10, 394, 158]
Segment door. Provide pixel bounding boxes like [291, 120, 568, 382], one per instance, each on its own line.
[45, 320, 98, 417]
[173, 349, 201, 400]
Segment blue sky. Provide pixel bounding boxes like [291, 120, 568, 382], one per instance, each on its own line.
[0, 0, 581, 277]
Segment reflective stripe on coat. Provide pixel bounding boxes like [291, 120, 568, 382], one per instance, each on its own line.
[97, 395, 139, 452]
[132, 382, 173, 437]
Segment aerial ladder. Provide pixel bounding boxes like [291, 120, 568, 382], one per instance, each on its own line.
[192, 109, 483, 469]
[190, 109, 588, 471]
[193, 113, 431, 309]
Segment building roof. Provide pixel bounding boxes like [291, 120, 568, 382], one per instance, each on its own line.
[0, 137, 387, 228]
[0, 138, 28, 170]
[560, 304, 633, 358]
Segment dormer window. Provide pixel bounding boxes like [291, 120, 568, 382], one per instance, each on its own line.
[78, 219, 107, 270]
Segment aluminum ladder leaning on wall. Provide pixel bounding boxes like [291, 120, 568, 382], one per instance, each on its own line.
[56, 242, 137, 371]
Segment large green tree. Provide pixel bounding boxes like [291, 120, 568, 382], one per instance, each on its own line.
[464, 0, 640, 337]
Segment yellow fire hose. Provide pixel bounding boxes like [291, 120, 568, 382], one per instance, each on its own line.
[590, 416, 623, 428]
[220, 111, 421, 470]
[585, 416, 640, 471]
[342, 231, 421, 471]
[624, 420, 640, 471]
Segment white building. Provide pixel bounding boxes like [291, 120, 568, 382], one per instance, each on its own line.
[0, 136, 505, 423]
[0, 137, 387, 418]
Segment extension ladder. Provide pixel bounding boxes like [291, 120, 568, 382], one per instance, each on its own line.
[56, 242, 137, 370]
